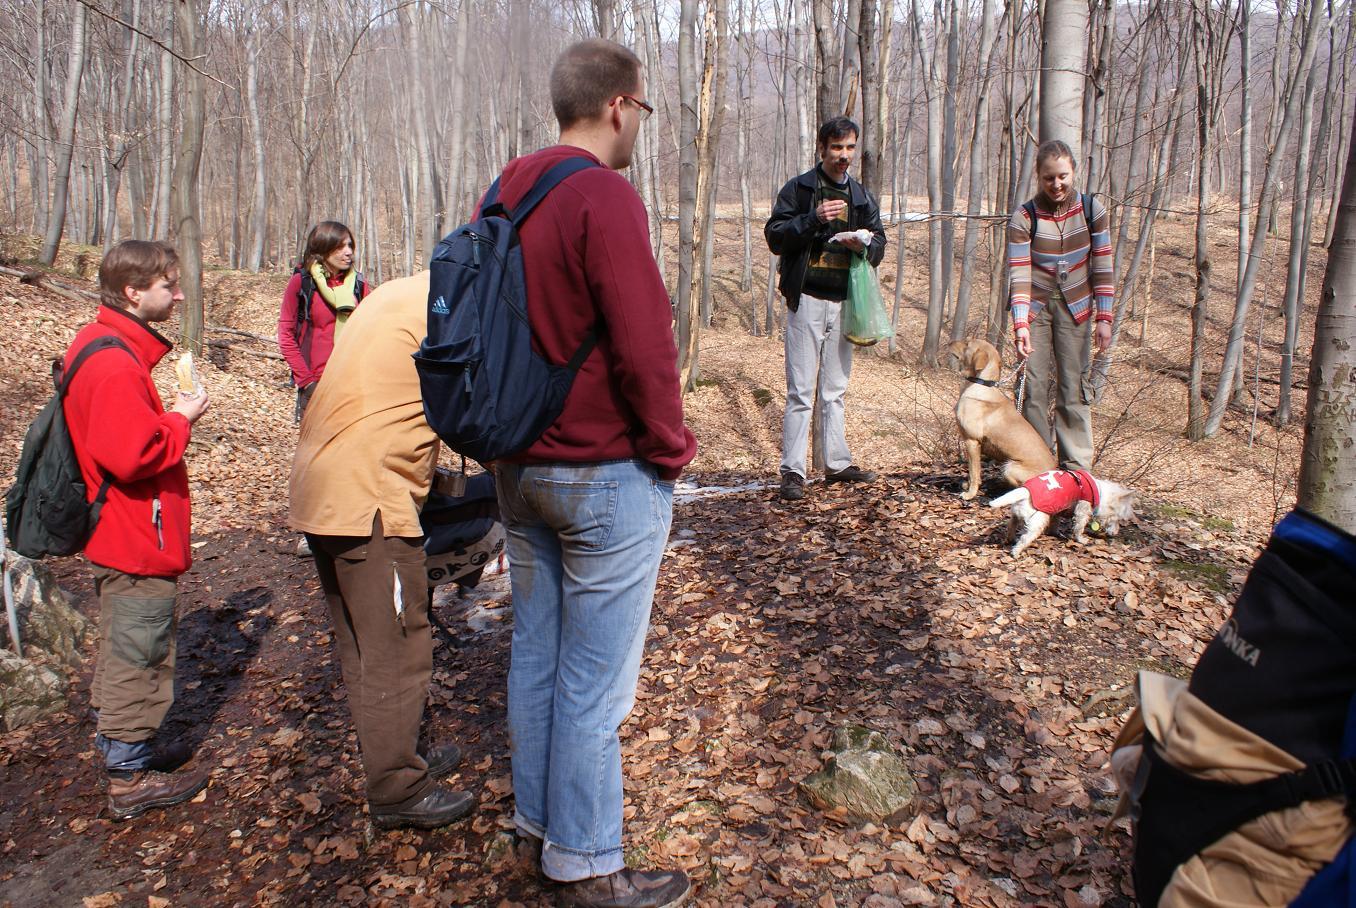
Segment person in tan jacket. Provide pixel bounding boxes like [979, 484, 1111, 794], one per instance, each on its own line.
[289, 271, 476, 830]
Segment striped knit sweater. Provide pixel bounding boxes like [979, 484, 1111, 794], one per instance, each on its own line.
[1007, 193, 1115, 329]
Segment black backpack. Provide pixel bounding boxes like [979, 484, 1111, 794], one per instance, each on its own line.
[4, 336, 131, 557]
[414, 156, 602, 463]
[293, 268, 366, 366]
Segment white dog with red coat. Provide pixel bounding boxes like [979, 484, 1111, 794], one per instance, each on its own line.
[989, 468, 1136, 558]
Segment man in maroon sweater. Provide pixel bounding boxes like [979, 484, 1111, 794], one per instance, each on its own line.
[64, 240, 210, 818]
[491, 39, 696, 908]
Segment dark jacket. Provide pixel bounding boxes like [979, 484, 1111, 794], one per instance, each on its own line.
[764, 165, 887, 311]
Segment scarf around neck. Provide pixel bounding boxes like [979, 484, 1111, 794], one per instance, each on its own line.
[309, 262, 358, 338]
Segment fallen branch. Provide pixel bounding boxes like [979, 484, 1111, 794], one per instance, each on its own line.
[206, 325, 276, 345]
[206, 339, 285, 361]
[0, 265, 99, 303]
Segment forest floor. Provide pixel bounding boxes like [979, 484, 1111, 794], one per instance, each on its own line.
[0, 212, 1325, 907]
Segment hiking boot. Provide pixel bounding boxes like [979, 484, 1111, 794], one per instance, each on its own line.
[295, 536, 313, 558]
[556, 867, 691, 908]
[421, 742, 463, 779]
[779, 471, 806, 501]
[825, 464, 878, 484]
[370, 785, 476, 830]
[107, 767, 209, 820]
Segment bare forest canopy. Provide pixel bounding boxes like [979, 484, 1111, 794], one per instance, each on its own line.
[2, 0, 1353, 423]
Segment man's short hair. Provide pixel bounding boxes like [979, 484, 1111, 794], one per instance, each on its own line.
[550, 39, 642, 130]
[817, 117, 860, 148]
[98, 240, 179, 310]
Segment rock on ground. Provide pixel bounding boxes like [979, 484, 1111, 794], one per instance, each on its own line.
[800, 724, 919, 824]
[0, 648, 68, 731]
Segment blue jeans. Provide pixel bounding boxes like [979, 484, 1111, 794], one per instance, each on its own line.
[496, 460, 674, 882]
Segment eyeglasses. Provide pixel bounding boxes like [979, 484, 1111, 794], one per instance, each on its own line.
[620, 95, 654, 121]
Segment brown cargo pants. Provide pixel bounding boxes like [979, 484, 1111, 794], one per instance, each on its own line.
[308, 515, 435, 811]
[89, 567, 178, 744]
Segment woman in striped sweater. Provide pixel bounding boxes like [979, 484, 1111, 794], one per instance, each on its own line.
[1007, 140, 1115, 471]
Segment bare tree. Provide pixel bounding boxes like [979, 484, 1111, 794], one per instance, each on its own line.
[1296, 91, 1356, 534]
[39, 0, 89, 265]
[171, 0, 206, 352]
[1203, 0, 1327, 437]
[1039, 0, 1087, 146]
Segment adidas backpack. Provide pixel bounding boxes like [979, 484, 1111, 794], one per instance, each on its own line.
[414, 156, 602, 464]
[5, 336, 130, 557]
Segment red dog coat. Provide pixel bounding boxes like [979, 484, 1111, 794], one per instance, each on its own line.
[1023, 469, 1100, 515]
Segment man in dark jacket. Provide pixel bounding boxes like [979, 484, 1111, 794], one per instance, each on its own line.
[765, 117, 887, 501]
[64, 240, 210, 819]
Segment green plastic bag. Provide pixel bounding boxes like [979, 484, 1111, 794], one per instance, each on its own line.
[842, 255, 893, 347]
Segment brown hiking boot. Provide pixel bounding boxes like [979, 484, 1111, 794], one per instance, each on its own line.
[107, 767, 208, 820]
[556, 867, 691, 908]
[370, 785, 476, 830]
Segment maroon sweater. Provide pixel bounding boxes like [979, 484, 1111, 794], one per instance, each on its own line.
[487, 146, 696, 479]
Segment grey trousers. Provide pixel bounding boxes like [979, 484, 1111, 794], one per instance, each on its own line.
[781, 292, 854, 478]
[1022, 297, 1095, 471]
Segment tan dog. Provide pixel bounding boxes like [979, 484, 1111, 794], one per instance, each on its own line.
[949, 339, 1056, 500]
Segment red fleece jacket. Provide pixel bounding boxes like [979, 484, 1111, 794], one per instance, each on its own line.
[486, 146, 696, 479]
[1023, 469, 1100, 515]
[63, 306, 193, 577]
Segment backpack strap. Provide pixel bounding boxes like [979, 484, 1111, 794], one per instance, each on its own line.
[58, 335, 132, 397]
[58, 335, 132, 510]
[478, 157, 605, 369]
[507, 157, 602, 228]
[1022, 199, 1038, 233]
[1135, 735, 1356, 906]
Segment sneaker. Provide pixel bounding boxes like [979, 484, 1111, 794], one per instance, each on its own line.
[370, 785, 476, 830]
[778, 471, 806, 501]
[295, 536, 313, 558]
[825, 465, 878, 484]
[556, 867, 691, 908]
[107, 767, 209, 820]
[421, 742, 463, 779]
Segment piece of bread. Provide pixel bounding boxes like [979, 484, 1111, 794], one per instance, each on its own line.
[176, 352, 196, 393]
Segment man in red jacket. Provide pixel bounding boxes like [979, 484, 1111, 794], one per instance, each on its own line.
[64, 240, 211, 819]
[492, 39, 696, 908]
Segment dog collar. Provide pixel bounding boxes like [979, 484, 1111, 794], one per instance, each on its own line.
[966, 376, 1000, 388]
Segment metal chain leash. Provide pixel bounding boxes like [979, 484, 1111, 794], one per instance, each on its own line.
[1013, 359, 1028, 412]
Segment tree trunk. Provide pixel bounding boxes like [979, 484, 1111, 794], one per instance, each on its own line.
[676, 0, 700, 386]
[1276, 58, 1320, 426]
[857, 0, 883, 197]
[172, 0, 206, 353]
[32, 0, 51, 237]
[1039, 0, 1087, 146]
[1296, 90, 1356, 534]
[39, 1, 89, 266]
[950, 0, 998, 342]
[245, 29, 267, 272]
[918, 0, 946, 363]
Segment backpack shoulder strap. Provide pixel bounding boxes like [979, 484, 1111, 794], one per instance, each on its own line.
[58, 335, 131, 510]
[59, 336, 132, 398]
[1022, 200, 1038, 233]
[507, 157, 602, 228]
[1082, 193, 1095, 233]
[297, 269, 316, 329]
